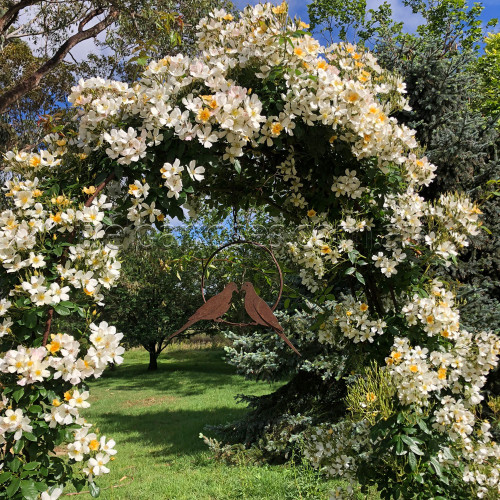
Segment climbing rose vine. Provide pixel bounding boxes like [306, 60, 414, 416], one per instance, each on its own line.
[1, 2, 498, 498]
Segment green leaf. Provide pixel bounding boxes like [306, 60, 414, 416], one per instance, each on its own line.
[416, 418, 431, 434]
[408, 451, 417, 471]
[28, 405, 42, 414]
[233, 159, 242, 174]
[348, 251, 358, 263]
[403, 427, 417, 435]
[395, 436, 405, 455]
[9, 457, 22, 472]
[12, 388, 24, 403]
[410, 445, 424, 456]
[440, 447, 454, 461]
[0, 471, 12, 484]
[6, 477, 21, 497]
[54, 304, 70, 316]
[414, 473, 424, 484]
[23, 462, 41, 471]
[23, 432, 37, 442]
[284, 298, 290, 309]
[401, 435, 424, 455]
[20, 480, 39, 500]
[429, 456, 442, 477]
[400, 435, 415, 447]
[23, 309, 38, 329]
[89, 481, 100, 498]
[13, 439, 24, 453]
[345, 267, 355, 275]
[355, 272, 365, 285]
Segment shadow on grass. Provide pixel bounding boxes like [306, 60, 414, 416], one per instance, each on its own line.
[87, 349, 264, 460]
[92, 348, 259, 397]
[95, 406, 247, 460]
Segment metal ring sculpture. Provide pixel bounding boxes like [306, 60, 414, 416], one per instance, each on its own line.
[200, 240, 283, 327]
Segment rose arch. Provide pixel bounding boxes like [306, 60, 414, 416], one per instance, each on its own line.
[0, 2, 498, 498]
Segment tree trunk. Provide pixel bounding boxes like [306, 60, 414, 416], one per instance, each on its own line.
[148, 350, 159, 371]
[0, 8, 118, 115]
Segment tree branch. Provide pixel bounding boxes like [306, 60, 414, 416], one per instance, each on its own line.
[0, 0, 42, 34]
[4, 12, 38, 39]
[0, 8, 118, 115]
[78, 7, 104, 32]
[84, 172, 116, 207]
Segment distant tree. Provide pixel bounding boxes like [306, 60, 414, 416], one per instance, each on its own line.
[0, 0, 119, 115]
[102, 202, 291, 371]
[0, 38, 74, 148]
[0, 0, 233, 148]
[474, 32, 500, 125]
[102, 234, 204, 370]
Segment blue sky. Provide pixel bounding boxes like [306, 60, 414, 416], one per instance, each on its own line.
[67, 1, 499, 61]
[233, 1, 500, 38]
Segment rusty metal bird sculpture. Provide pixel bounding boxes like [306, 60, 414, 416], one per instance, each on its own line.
[241, 281, 301, 356]
[168, 282, 238, 341]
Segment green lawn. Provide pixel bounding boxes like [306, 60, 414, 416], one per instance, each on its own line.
[68, 346, 343, 499]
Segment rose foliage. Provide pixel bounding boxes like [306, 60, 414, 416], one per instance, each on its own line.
[0, 2, 498, 498]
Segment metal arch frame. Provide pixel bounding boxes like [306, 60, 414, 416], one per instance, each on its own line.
[200, 240, 283, 327]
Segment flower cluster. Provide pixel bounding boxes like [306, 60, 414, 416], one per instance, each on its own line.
[0, 406, 32, 443]
[0, 174, 121, 304]
[103, 127, 148, 165]
[48, 1, 434, 217]
[318, 297, 386, 345]
[0, 321, 123, 488]
[402, 280, 460, 339]
[68, 427, 117, 481]
[302, 420, 371, 495]
[0, 321, 123, 391]
[386, 329, 499, 407]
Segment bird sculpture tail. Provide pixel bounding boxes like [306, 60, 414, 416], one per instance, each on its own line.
[167, 319, 195, 342]
[274, 328, 301, 356]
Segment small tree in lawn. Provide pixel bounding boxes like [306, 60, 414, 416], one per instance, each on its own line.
[102, 235, 201, 370]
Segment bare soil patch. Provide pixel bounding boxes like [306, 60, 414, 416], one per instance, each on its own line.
[122, 396, 177, 408]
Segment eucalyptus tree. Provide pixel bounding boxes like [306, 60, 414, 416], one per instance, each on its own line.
[0, 0, 233, 148]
